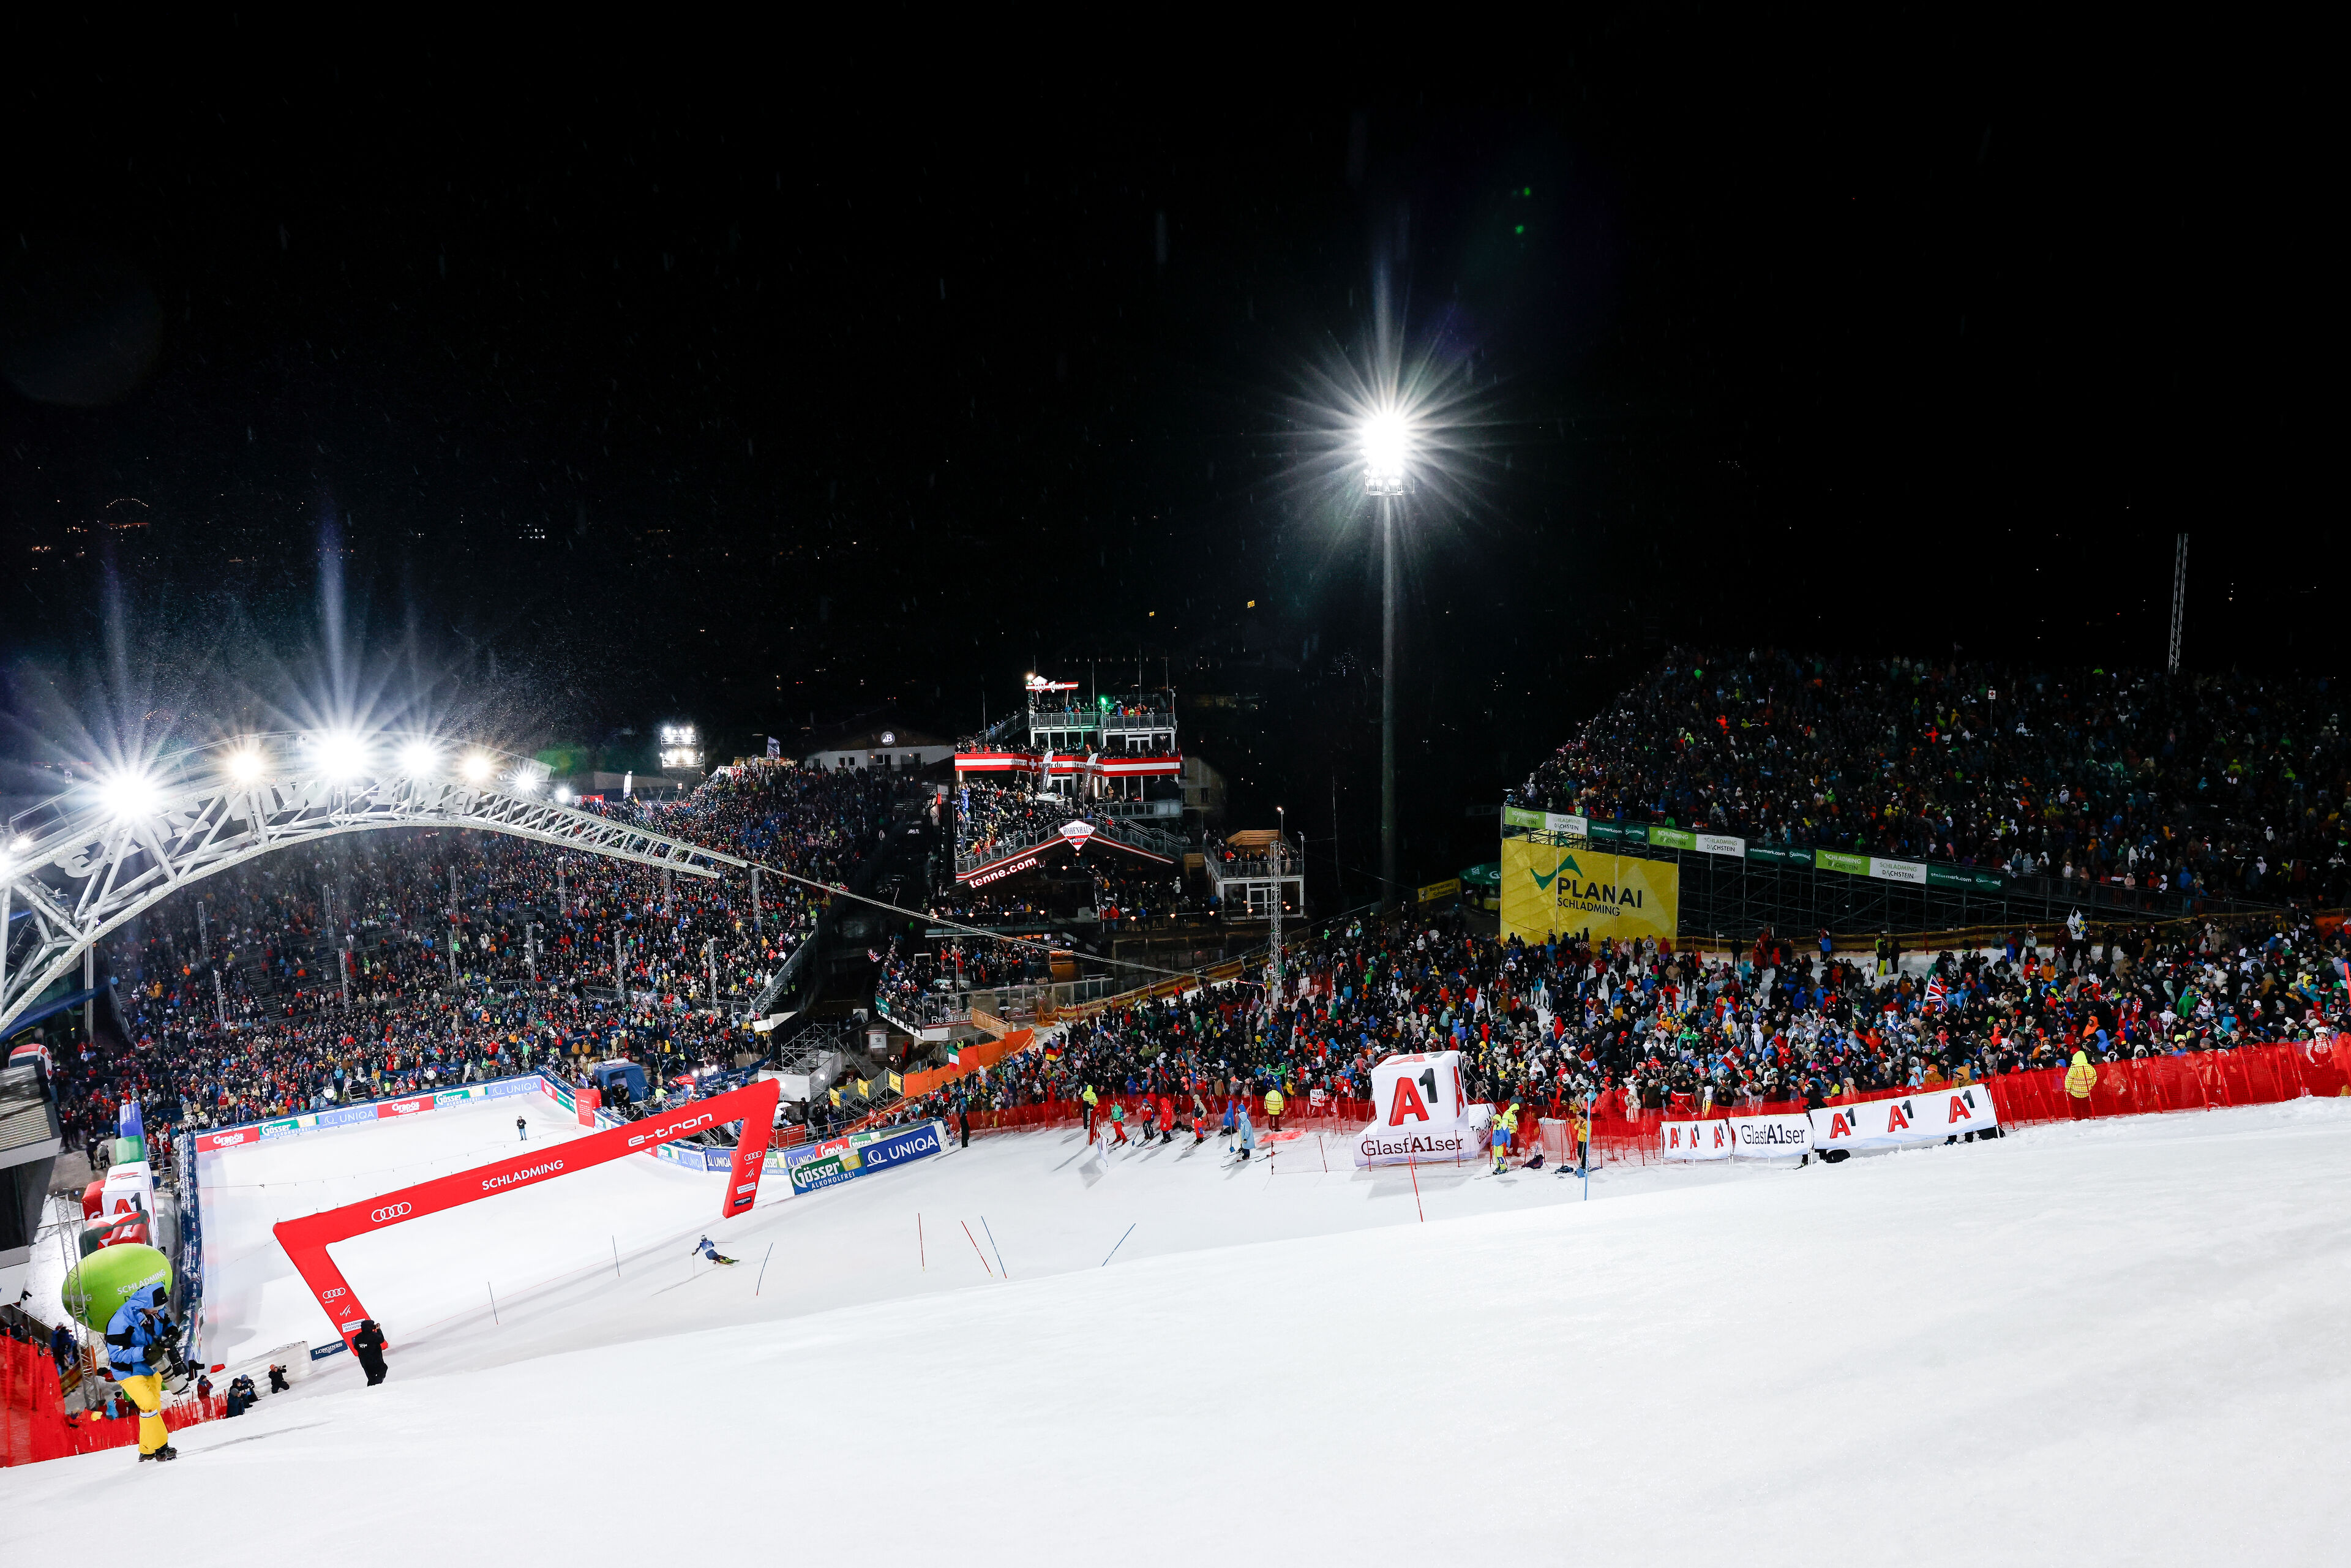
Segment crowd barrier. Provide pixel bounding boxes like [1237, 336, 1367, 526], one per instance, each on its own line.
[949, 1093, 1377, 1136]
[1548, 1039, 2351, 1167]
[1, 1335, 223, 1468]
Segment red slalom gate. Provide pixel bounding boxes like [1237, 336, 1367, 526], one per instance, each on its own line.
[274, 1078, 779, 1349]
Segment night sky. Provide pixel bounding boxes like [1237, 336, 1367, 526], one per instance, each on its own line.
[1, 37, 2325, 890]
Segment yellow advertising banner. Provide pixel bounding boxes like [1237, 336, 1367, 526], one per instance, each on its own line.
[1500, 838, 1679, 947]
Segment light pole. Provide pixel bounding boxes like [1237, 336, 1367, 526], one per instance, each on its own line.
[1363, 411, 1409, 912]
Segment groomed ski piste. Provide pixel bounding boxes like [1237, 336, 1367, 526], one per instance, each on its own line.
[8, 1090, 2349, 1564]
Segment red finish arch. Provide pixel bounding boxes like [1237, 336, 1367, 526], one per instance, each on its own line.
[272, 1078, 779, 1348]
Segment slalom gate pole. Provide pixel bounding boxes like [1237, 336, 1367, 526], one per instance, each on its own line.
[1409, 1157, 1423, 1222]
[756, 1243, 774, 1296]
[612, 1237, 621, 1279]
[1319, 1133, 1327, 1172]
[962, 1220, 994, 1277]
[487, 1283, 500, 1325]
[983, 1215, 1008, 1278]
[1101, 1223, 1135, 1267]
[919, 1213, 926, 1270]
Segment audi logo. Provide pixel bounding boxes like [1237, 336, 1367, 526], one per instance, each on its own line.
[322, 1288, 347, 1300]
[370, 1202, 414, 1223]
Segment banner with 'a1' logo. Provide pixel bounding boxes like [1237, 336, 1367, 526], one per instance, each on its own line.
[1809, 1085, 1998, 1152]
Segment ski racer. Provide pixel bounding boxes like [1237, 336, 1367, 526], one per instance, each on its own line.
[694, 1236, 738, 1266]
[102, 1283, 178, 1463]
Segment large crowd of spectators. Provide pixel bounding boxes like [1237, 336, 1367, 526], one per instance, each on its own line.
[1512, 650, 2350, 906]
[869, 900, 2351, 1138]
[41, 762, 915, 1153]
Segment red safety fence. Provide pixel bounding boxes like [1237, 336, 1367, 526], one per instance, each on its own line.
[1557, 1039, 2351, 1167]
[913, 1040, 2351, 1165]
[1, 1335, 223, 1468]
[956, 1094, 1379, 1136]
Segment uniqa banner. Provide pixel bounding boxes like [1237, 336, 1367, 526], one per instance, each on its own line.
[784, 1120, 950, 1193]
[1499, 838, 1679, 948]
[1809, 1085, 2000, 1151]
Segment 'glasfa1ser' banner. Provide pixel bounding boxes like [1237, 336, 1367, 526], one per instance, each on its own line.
[1499, 838, 1678, 947]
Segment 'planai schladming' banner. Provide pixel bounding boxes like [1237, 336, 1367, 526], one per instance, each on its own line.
[1499, 837, 1678, 948]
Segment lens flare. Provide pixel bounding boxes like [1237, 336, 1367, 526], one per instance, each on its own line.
[99, 770, 162, 820]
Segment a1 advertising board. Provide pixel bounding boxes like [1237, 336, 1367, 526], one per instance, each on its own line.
[1809, 1085, 1999, 1152]
[1660, 1114, 1814, 1161]
[1728, 1114, 1815, 1159]
[1661, 1119, 1736, 1160]
[1353, 1050, 1490, 1168]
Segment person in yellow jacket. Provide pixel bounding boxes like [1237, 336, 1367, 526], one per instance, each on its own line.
[2064, 1049, 2098, 1120]
[1081, 1084, 1099, 1141]
[1492, 1101, 1520, 1174]
[1262, 1086, 1284, 1133]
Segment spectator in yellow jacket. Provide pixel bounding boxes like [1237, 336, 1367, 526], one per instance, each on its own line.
[1262, 1086, 1284, 1131]
[2064, 1049, 2097, 1119]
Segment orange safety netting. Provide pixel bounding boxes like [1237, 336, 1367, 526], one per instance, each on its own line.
[1, 1334, 224, 1468]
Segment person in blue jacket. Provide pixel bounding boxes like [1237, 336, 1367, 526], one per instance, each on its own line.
[692, 1236, 737, 1266]
[103, 1283, 178, 1463]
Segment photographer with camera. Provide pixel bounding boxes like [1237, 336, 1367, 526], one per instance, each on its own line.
[102, 1282, 181, 1464]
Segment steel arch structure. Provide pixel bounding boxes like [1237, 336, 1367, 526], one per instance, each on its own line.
[0, 770, 746, 1038]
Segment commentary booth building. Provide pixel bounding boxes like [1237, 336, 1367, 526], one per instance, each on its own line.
[805, 726, 955, 773]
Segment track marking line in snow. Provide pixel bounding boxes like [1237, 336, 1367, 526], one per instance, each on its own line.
[186, 1420, 332, 1454]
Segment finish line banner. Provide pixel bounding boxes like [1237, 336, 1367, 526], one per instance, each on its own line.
[1499, 838, 1678, 948]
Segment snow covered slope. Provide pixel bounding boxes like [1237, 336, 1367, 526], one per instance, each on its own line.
[10, 1100, 2345, 1564]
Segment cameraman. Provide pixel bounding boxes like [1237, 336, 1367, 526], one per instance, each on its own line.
[102, 1283, 179, 1463]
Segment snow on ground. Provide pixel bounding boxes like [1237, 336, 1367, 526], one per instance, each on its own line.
[9, 1098, 2349, 1564]
[193, 1089, 1713, 1372]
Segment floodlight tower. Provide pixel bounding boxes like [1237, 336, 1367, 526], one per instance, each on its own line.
[1362, 411, 1410, 912]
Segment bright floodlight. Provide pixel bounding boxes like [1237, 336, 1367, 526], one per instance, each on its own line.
[1362, 410, 1411, 496]
[99, 770, 162, 820]
[461, 753, 493, 783]
[313, 731, 368, 780]
[555, 786, 575, 805]
[225, 746, 265, 784]
[399, 741, 440, 776]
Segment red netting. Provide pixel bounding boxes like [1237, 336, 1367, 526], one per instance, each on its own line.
[1, 1335, 225, 1468]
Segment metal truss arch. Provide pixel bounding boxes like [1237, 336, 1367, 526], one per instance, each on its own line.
[0, 771, 746, 1038]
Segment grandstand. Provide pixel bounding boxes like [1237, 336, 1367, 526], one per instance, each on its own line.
[1504, 649, 2342, 938]
[7, 758, 922, 1169]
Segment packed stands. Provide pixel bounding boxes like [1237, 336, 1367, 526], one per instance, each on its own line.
[1512, 650, 2349, 906]
[869, 899, 2351, 1142]
[39, 763, 915, 1155]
